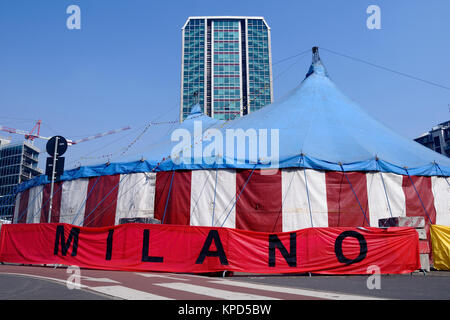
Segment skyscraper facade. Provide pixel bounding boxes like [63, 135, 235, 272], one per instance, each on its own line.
[180, 16, 273, 121]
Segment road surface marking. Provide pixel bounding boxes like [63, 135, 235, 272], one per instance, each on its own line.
[155, 282, 279, 300]
[210, 279, 385, 300]
[135, 273, 189, 281]
[80, 276, 120, 283]
[90, 285, 173, 300]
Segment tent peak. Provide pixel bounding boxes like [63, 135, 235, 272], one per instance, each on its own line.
[305, 46, 329, 79]
[185, 103, 203, 120]
[190, 103, 202, 115]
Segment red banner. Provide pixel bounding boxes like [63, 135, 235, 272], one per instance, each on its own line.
[0, 223, 420, 274]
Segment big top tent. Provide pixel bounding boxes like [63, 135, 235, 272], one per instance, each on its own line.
[10, 47, 450, 233]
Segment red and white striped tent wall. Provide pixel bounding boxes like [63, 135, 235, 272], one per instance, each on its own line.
[12, 169, 449, 232]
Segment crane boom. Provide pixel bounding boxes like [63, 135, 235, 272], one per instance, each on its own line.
[0, 122, 131, 146]
[69, 126, 132, 145]
[0, 124, 50, 141]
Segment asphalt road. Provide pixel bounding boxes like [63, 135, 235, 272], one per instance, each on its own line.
[0, 273, 112, 300]
[231, 272, 450, 300]
[0, 264, 449, 300]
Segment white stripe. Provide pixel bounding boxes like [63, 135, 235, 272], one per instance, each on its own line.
[210, 280, 384, 300]
[367, 172, 406, 227]
[281, 168, 328, 231]
[27, 186, 43, 223]
[90, 285, 172, 300]
[155, 282, 277, 300]
[190, 169, 236, 228]
[79, 276, 120, 284]
[115, 173, 156, 225]
[432, 176, 450, 226]
[59, 178, 89, 226]
[135, 273, 189, 281]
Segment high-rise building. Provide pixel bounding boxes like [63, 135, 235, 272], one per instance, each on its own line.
[414, 121, 450, 157]
[0, 140, 42, 219]
[180, 16, 273, 122]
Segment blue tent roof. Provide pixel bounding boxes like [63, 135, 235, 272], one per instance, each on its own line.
[209, 48, 450, 175]
[17, 105, 226, 191]
[17, 49, 450, 192]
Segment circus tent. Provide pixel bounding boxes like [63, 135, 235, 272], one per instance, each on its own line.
[11, 48, 450, 233]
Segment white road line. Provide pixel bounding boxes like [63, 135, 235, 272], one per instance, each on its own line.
[80, 276, 120, 283]
[90, 285, 173, 300]
[210, 279, 385, 300]
[155, 282, 279, 300]
[135, 272, 190, 281]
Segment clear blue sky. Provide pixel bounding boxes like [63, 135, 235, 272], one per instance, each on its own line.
[1, 0, 449, 169]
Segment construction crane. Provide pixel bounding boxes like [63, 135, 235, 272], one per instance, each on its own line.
[0, 119, 43, 142]
[0, 120, 131, 145]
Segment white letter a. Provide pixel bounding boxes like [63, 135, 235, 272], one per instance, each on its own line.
[66, 5, 81, 30]
[366, 5, 381, 30]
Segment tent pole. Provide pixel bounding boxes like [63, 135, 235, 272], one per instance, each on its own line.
[375, 160, 394, 221]
[211, 166, 218, 227]
[162, 170, 176, 225]
[301, 155, 314, 227]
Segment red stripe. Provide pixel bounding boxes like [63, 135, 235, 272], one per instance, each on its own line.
[16, 189, 29, 223]
[235, 169, 282, 232]
[402, 175, 436, 224]
[402, 175, 437, 257]
[40, 182, 63, 223]
[154, 171, 191, 225]
[83, 175, 120, 227]
[326, 172, 370, 227]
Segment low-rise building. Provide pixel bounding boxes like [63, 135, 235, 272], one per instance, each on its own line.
[414, 121, 450, 157]
[0, 139, 43, 219]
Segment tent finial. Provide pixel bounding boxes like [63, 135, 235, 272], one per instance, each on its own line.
[304, 46, 328, 79]
[312, 46, 319, 62]
[193, 91, 199, 104]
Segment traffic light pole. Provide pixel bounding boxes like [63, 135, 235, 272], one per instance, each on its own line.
[48, 136, 58, 223]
